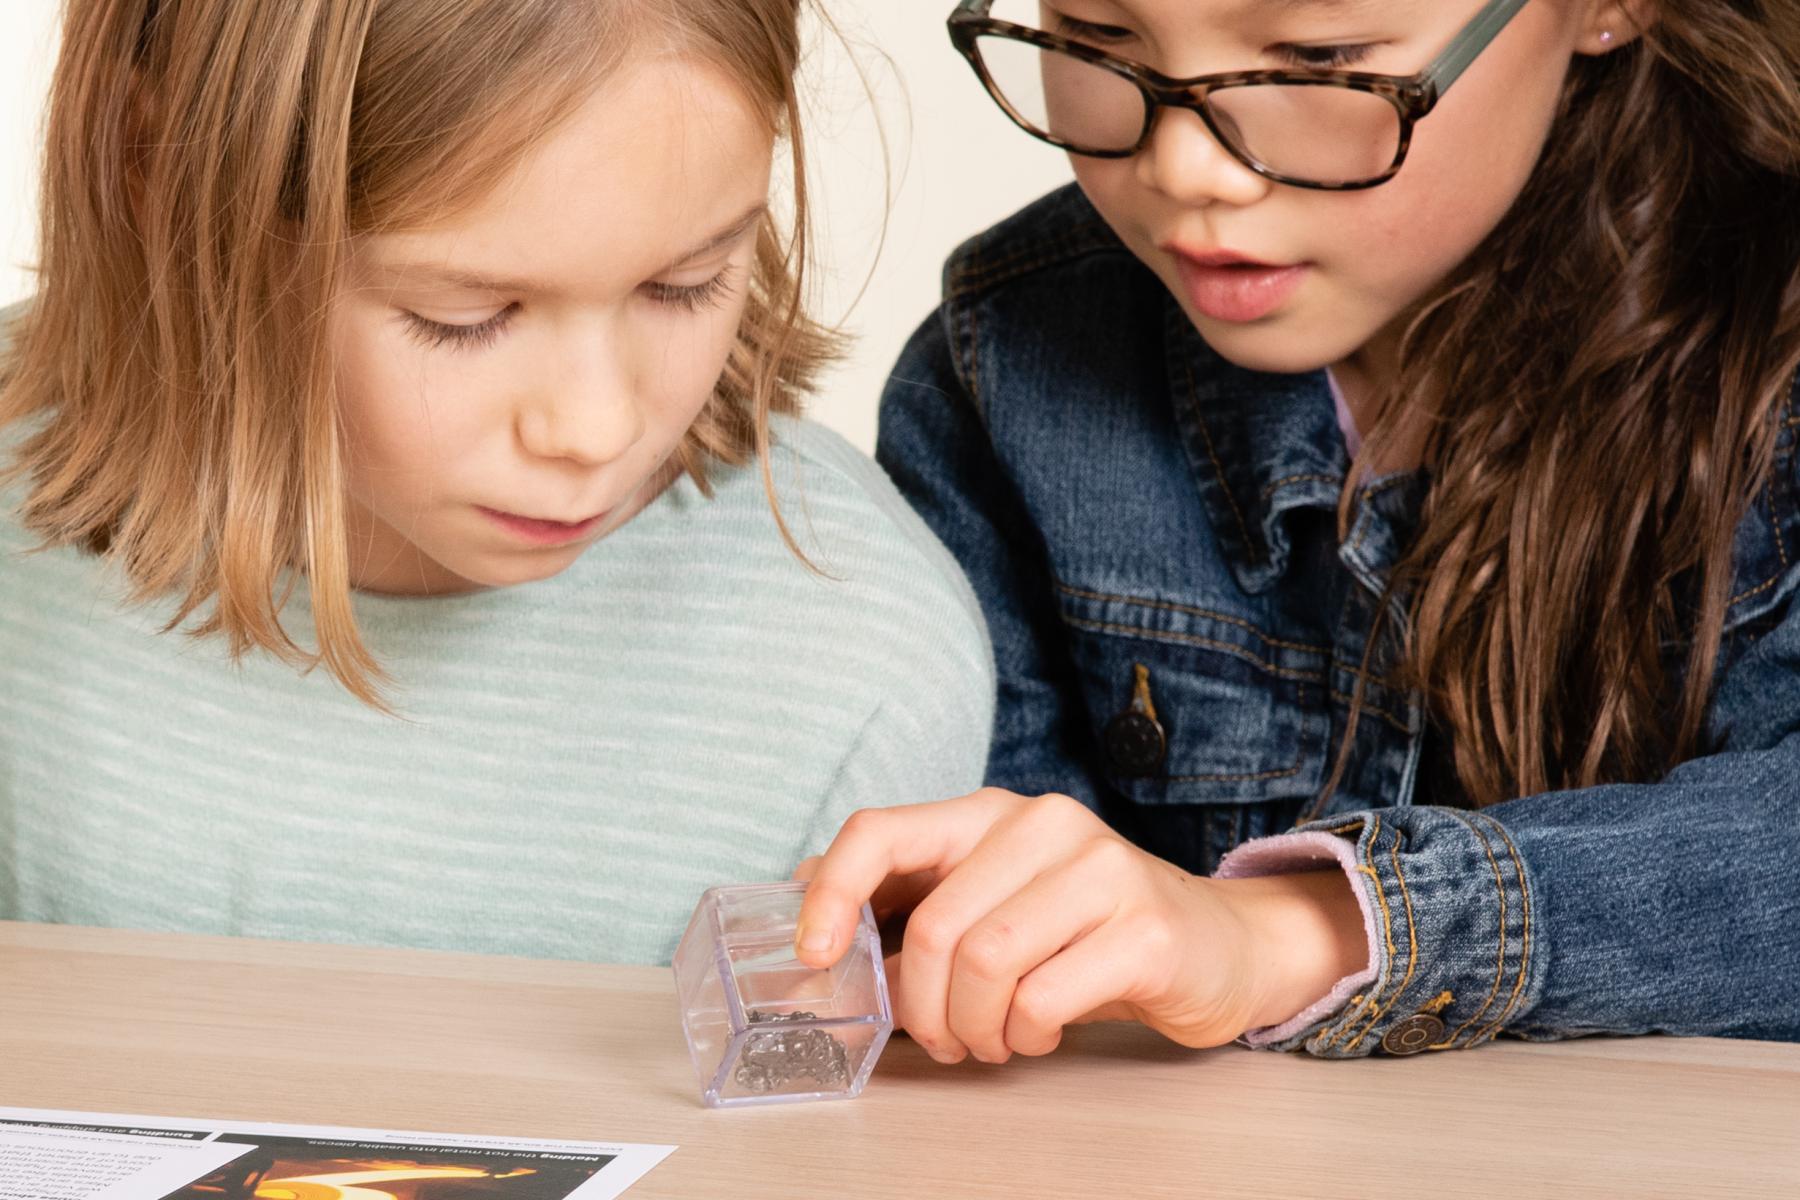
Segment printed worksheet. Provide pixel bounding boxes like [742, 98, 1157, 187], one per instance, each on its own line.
[0, 1108, 675, 1200]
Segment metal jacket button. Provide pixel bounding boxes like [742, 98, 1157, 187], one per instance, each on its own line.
[1105, 663, 1167, 778]
[1381, 1013, 1446, 1056]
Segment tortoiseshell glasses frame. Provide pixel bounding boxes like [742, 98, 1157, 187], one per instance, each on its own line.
[947, 0, 1532, 191]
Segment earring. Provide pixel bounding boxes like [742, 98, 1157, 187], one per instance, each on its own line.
[1599, 29, 1615, 44]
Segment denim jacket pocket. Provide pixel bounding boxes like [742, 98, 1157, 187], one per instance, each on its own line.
[1056, 583, 1332, 806]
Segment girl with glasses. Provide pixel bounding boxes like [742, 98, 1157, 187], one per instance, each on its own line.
[797, 0, 1800, 1062]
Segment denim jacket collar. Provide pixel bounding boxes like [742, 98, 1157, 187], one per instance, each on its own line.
[1164, 303, 1433, 597]
[1164, 296, 1800, 627]
[1162, 305, 1347, 595]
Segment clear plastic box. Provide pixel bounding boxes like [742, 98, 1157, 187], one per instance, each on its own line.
[673, 881, 893, 1109]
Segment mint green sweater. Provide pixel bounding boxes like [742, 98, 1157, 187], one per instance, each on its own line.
[0, 314, 993, 965]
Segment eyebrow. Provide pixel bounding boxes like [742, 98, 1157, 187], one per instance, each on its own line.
[661, 205, 769, 271]
[372, 204, 768, 296]
[1254, 0, 1382, 14]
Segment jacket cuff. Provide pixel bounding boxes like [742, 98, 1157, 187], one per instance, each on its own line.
[1218, 808, 1541, 1057]
[1214, 832, 1379, 1047]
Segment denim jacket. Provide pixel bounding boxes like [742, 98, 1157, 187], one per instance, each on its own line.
[877, 184, 1800, 1057]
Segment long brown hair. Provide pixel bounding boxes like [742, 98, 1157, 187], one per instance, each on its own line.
[0, 0, 837, 706]
[1348, 1, 1800, 807]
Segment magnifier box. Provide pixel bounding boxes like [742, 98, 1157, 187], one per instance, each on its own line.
[673, 881, 893, 1109]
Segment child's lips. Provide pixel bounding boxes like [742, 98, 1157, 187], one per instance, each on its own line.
[477, 505, 608, 547]
[1172, 254, 1311, 324]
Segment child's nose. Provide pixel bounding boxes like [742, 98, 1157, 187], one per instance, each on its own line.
[1135, 106, 1271, 210]
[516, 346, 646, 467]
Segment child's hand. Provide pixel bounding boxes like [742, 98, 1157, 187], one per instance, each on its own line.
[793, 790, 1367, 1064]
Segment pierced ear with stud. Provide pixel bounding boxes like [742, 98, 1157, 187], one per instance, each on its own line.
[1587, 0, 1657, 53]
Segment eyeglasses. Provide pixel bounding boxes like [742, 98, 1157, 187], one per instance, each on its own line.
[948, 0, 1531, 190]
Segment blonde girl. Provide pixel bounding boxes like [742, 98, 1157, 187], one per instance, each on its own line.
[0, 0, 992, 964]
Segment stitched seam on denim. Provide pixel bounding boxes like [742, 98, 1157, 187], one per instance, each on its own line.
[945, 225, 1121, 296]
[1329, 647, 1415, 733]
[1323, 816, 1394, 1048]
[1056, 582, 1330, 655]
[1165, 763, 1303, 783]
[1471, 812, 1534, 1043]
[1167, 767, 1302, 782]
[1434, 810, 1512, 1048]
[947, 243, 1122, 292]
[1343, 824, 1421, 1052]
[1062, 615, 1328, 683]
[947, 222, 1117, 284]
[1329, 656, 1406, 689]
[1162, 686, 1318, 782]
[954, 278, 985, 422]
[1329, 690, 1413, 735]
[1729, 479, 1795, 608]
[1773, 478, 1791, 569]
[1261, 472, 1343, 503]
[1730, 572, 1782, 606]
[1179, 353, 1258, 559]
[1345, 476, 1412, 564]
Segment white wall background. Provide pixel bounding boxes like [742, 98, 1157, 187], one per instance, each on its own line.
[0, 1, 1071, 453]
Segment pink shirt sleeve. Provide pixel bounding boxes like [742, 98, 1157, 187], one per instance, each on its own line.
[1214, 832, 1381, 1047]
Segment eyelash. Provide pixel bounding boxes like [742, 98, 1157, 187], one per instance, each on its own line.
[1049, 16, 1376, 72]
[401, 305, 517, 352]
[641, 268, 739, 314]
[398, 269, 739, 352]
[1052, 15, 1133, 43]
[1274, 43, 1376, 70]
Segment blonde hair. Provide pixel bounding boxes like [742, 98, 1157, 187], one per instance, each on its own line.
[0, 0, 838, 705]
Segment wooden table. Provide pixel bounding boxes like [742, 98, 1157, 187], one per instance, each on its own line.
[3, 922, 1796, 1199]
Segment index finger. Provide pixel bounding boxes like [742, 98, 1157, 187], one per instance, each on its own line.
[793, 790, 1019, 968]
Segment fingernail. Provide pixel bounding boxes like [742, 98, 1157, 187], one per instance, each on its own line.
[798, 925, 834, 954]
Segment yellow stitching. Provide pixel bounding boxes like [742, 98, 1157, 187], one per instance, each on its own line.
[1435, 810, 1512, 1047]
[1730, 572, 1781, 606]
[1472, 813, 1535, 1043]
[1329, 655, 1407, 691]
[1166, 763, 1303, 783]
[1344, 475, 1413, 565]
[1771, 479, 1791, 569]
[1061, 615, 1328, 683]
[1179, 353, 1258, 558]
[1344, 822, 1421, 1052]
[1055, 582, 1330, 655]
[1321, 822, 1366, 836]
[1260, 472, 1342, 502]
[1421, 991, 1454, 1016]
[1322, 816, 1392, 1048]
[1328, 690, 1413, 735]
[1730, 474, 1798, 609]
[1323, 863, 1391, 1047]
[1165, 686, 1322, 782]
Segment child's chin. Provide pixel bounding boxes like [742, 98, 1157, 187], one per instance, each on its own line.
[1193, 312, 1370, 378]
[454, 544, 591, 590]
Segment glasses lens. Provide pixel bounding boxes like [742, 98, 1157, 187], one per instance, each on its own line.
[1206, 84, 1403, 186]
[974, 34, 1148, 154]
